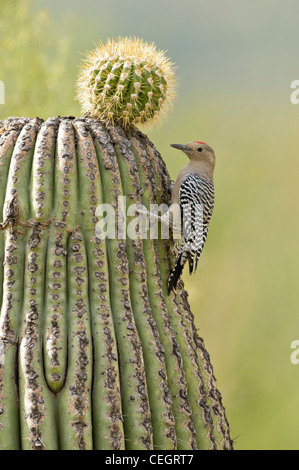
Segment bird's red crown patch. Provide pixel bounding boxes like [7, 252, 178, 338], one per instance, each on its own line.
[194, 141, 207, 145]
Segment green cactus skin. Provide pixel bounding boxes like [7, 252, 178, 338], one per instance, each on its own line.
[77, 38, 176, 129]
[0, 120, 40, 450]
[20, 224, 58, 450]
[19, 120, 59, 449]
[43, 119, 78, 393]
[74, 119, 124, 450]
[0, 124, 21, 450]
[0, 116, 233, 450]
[57, 228, 93, 450]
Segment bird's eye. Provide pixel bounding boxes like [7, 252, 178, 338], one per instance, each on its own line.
[197, 147, 203, 152]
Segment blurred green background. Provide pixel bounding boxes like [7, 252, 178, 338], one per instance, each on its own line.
[1, 0, 299, 450]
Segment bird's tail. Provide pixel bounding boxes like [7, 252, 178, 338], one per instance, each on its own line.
[168, 249, 201, 294]
[168, 255, 184, 295]
[168, 252, 188, 295]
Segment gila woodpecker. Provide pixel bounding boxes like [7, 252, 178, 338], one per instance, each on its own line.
[167, 141, 215, 294]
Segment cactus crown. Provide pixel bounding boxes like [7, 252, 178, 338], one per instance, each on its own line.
[76, 37, 177, 129]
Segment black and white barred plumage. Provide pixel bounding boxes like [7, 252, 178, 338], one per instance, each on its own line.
[168, 173, 215, 294]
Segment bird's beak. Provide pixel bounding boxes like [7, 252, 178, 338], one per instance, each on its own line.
[170, 144, 190, 152]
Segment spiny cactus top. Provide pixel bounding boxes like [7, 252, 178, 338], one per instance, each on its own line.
[76, 37, 176, 129]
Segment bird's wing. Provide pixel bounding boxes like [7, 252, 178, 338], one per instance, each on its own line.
[179, 173, 213, 273]
[179, 174, 204, 245]
[168, 173, 214, 293]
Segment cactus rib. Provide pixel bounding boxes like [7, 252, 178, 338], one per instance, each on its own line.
[43, 119, 77, 392]
[0, 120, 41, 450]
[57, 228, 93, 450]
[73, 119, 124, 450]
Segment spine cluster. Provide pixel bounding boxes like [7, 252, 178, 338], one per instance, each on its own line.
[77, 37, 176, 128]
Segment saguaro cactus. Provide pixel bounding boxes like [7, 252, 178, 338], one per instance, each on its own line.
[0, 116, 232, 450]
[0, 37, 233, 451]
